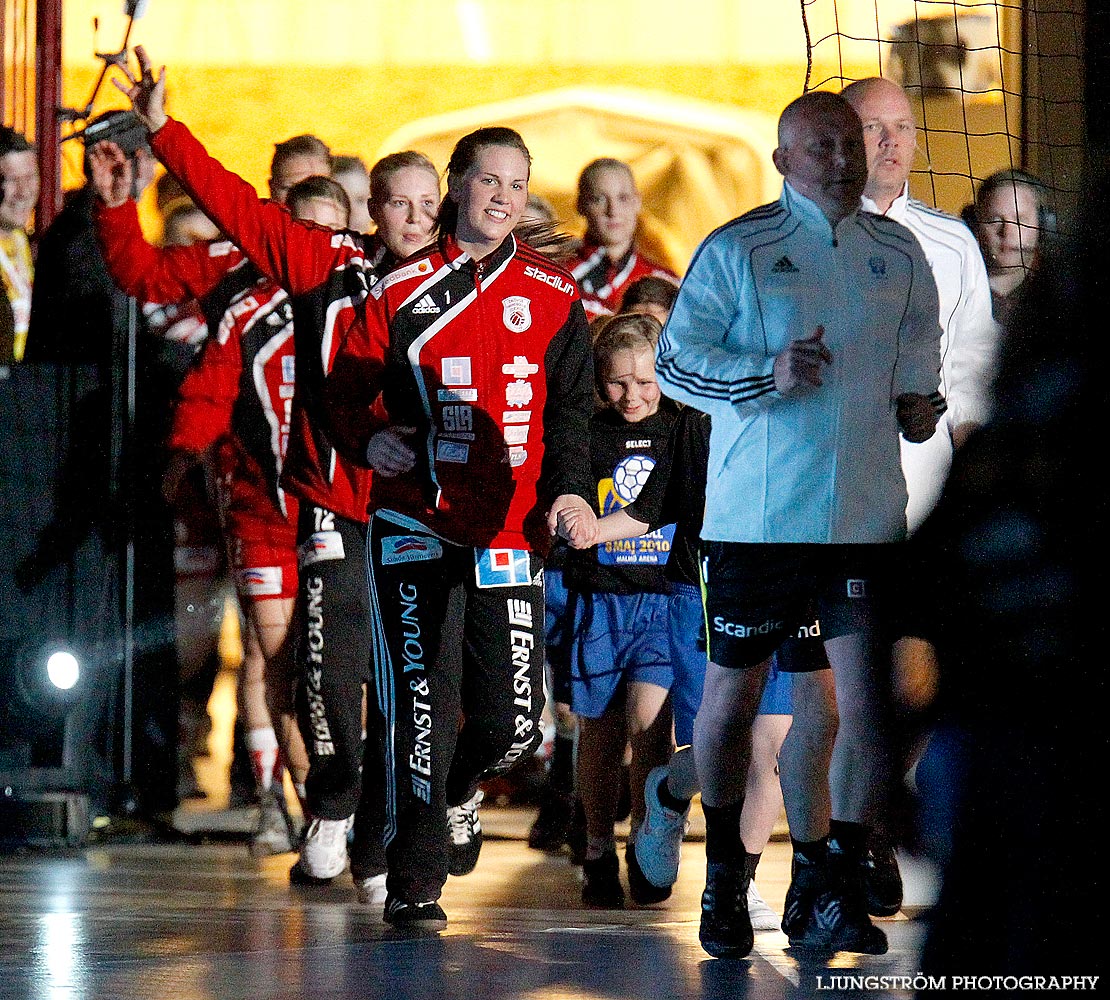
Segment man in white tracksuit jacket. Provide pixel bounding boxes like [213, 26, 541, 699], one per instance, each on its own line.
[655, 91, 942, 960]
[839, 75, 1001, 918]
[844, 77, 999, 535]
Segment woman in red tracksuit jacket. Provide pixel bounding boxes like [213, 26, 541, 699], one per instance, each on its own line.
[90, 154, 350, 859]
[114, 47, 596, 930]
[92, 147, 443, 895]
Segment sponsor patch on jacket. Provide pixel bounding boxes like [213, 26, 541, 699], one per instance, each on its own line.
[238, 566, 283, 597]
[441, 356, 472, 386]
[381, 535, 443, 565]
[439, 388, 478, 402]
[436, 439, 469, 463]
[503, 424, 529, 446]
[371, 257, 436, 299]
[475, 548, 532, 588]
[502, 296, 532, 332]
[298, 530, 345, 568]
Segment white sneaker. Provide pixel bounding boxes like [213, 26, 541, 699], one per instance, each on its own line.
[634, 766, 690, 890]
[300, 815, 353, 879]
[747, 881, 782, 931]
[354, 871, 388, 905]
[447, 788, 484, 876]
[249, 789, 294, 858]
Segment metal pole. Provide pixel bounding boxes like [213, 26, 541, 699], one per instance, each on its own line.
[34, 0, 63, 233]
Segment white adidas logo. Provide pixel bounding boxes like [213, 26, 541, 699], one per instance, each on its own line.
[412, 294, 441, 315]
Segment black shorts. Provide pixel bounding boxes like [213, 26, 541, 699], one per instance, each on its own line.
[702, 543, 891, 670]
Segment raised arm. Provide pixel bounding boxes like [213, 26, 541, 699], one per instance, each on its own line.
[89, 142, 245, 304]
[112, 46, 349, 296]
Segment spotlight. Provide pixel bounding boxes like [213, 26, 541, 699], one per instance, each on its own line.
[46, 651, 81, 692]
[0, 641, 88, 740]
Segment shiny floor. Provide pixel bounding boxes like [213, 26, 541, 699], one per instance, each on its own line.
[0, 824, 930, 1000]
[1, 665, 933, 999]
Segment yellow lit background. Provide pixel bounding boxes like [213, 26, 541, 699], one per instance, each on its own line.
[58, 0, 1018, 267]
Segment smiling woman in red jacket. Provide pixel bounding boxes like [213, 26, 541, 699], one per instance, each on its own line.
[111, 46, 598, 931]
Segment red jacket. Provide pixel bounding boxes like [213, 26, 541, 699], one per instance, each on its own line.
[168, 275, 298, 540]
[567, 240, 678, 321]
[326, 233, 595, 551]
[149, 118, 595, 552]
[95, 188, 383, 524]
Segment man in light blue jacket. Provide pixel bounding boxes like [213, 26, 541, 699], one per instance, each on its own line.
[655, 90, 942, 960]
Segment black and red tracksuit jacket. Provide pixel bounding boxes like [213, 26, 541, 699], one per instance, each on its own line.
[567, 239, 678, 320]
[166, 274, 298, 542]
[95, 186, 387, 525]
[326, 232, 595, 551]
[147, 117, 594, 553]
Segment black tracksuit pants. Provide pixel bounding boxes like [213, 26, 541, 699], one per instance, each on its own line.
[367, 509, 545, 902]
[295, 505, 386, 874]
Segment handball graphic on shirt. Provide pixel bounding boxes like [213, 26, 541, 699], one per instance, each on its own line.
[597, 458, 675, 566]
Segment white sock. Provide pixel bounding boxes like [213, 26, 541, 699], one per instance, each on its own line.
[247, 727, 279, 792]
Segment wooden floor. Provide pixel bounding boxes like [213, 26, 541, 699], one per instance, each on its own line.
[0, 814, 934, 1000]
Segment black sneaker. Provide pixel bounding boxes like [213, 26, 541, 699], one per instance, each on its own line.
[527, 788, 576, 852]
[782, 854, 826, 942]
[383, 894, 448, 931]
[794, 851, 888, 955]
[625, 839, 671, 905]
[863, 835, 903, 917]
[446, 788, 483, 876]
[699, 861, 753, 959]
[582, 849, 624, 908]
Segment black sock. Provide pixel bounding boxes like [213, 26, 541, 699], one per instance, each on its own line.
[549, 733, 575, 794]
[658, 777, 691, 815]
[703, 800, 744, 866]
[828, 819, 868, 861]
[791, 836, 828, 867]
[743, 851, 762, 881]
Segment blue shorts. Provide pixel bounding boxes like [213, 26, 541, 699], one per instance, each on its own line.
[670, 583, 793, 746]
[570, 590, 673, 719]
[544, 567, 574, 703]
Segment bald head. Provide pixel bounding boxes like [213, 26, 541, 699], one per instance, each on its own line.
[773, 91, 868, 225]
[842, 77, 918, 212]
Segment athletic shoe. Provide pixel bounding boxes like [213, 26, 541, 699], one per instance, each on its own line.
[782, 854, 825, 942]
[863, 836, 904, 916]
[354, 871, 388, 906]
[633, 766, 689, 890]
[699, 861, 753, 959]
[446, 788, 484, 876]
[581, 849, 624, 909]
[791, 851, 888, 955]
[527, 788, 576, 852]
[249, 789, 294, 858]
[625, 837, 671, 905]
[288, 859, 332, 886]
[746, 882, 782, 931]
[383, 894, 448, 931]
[300, 815, 353, 879]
